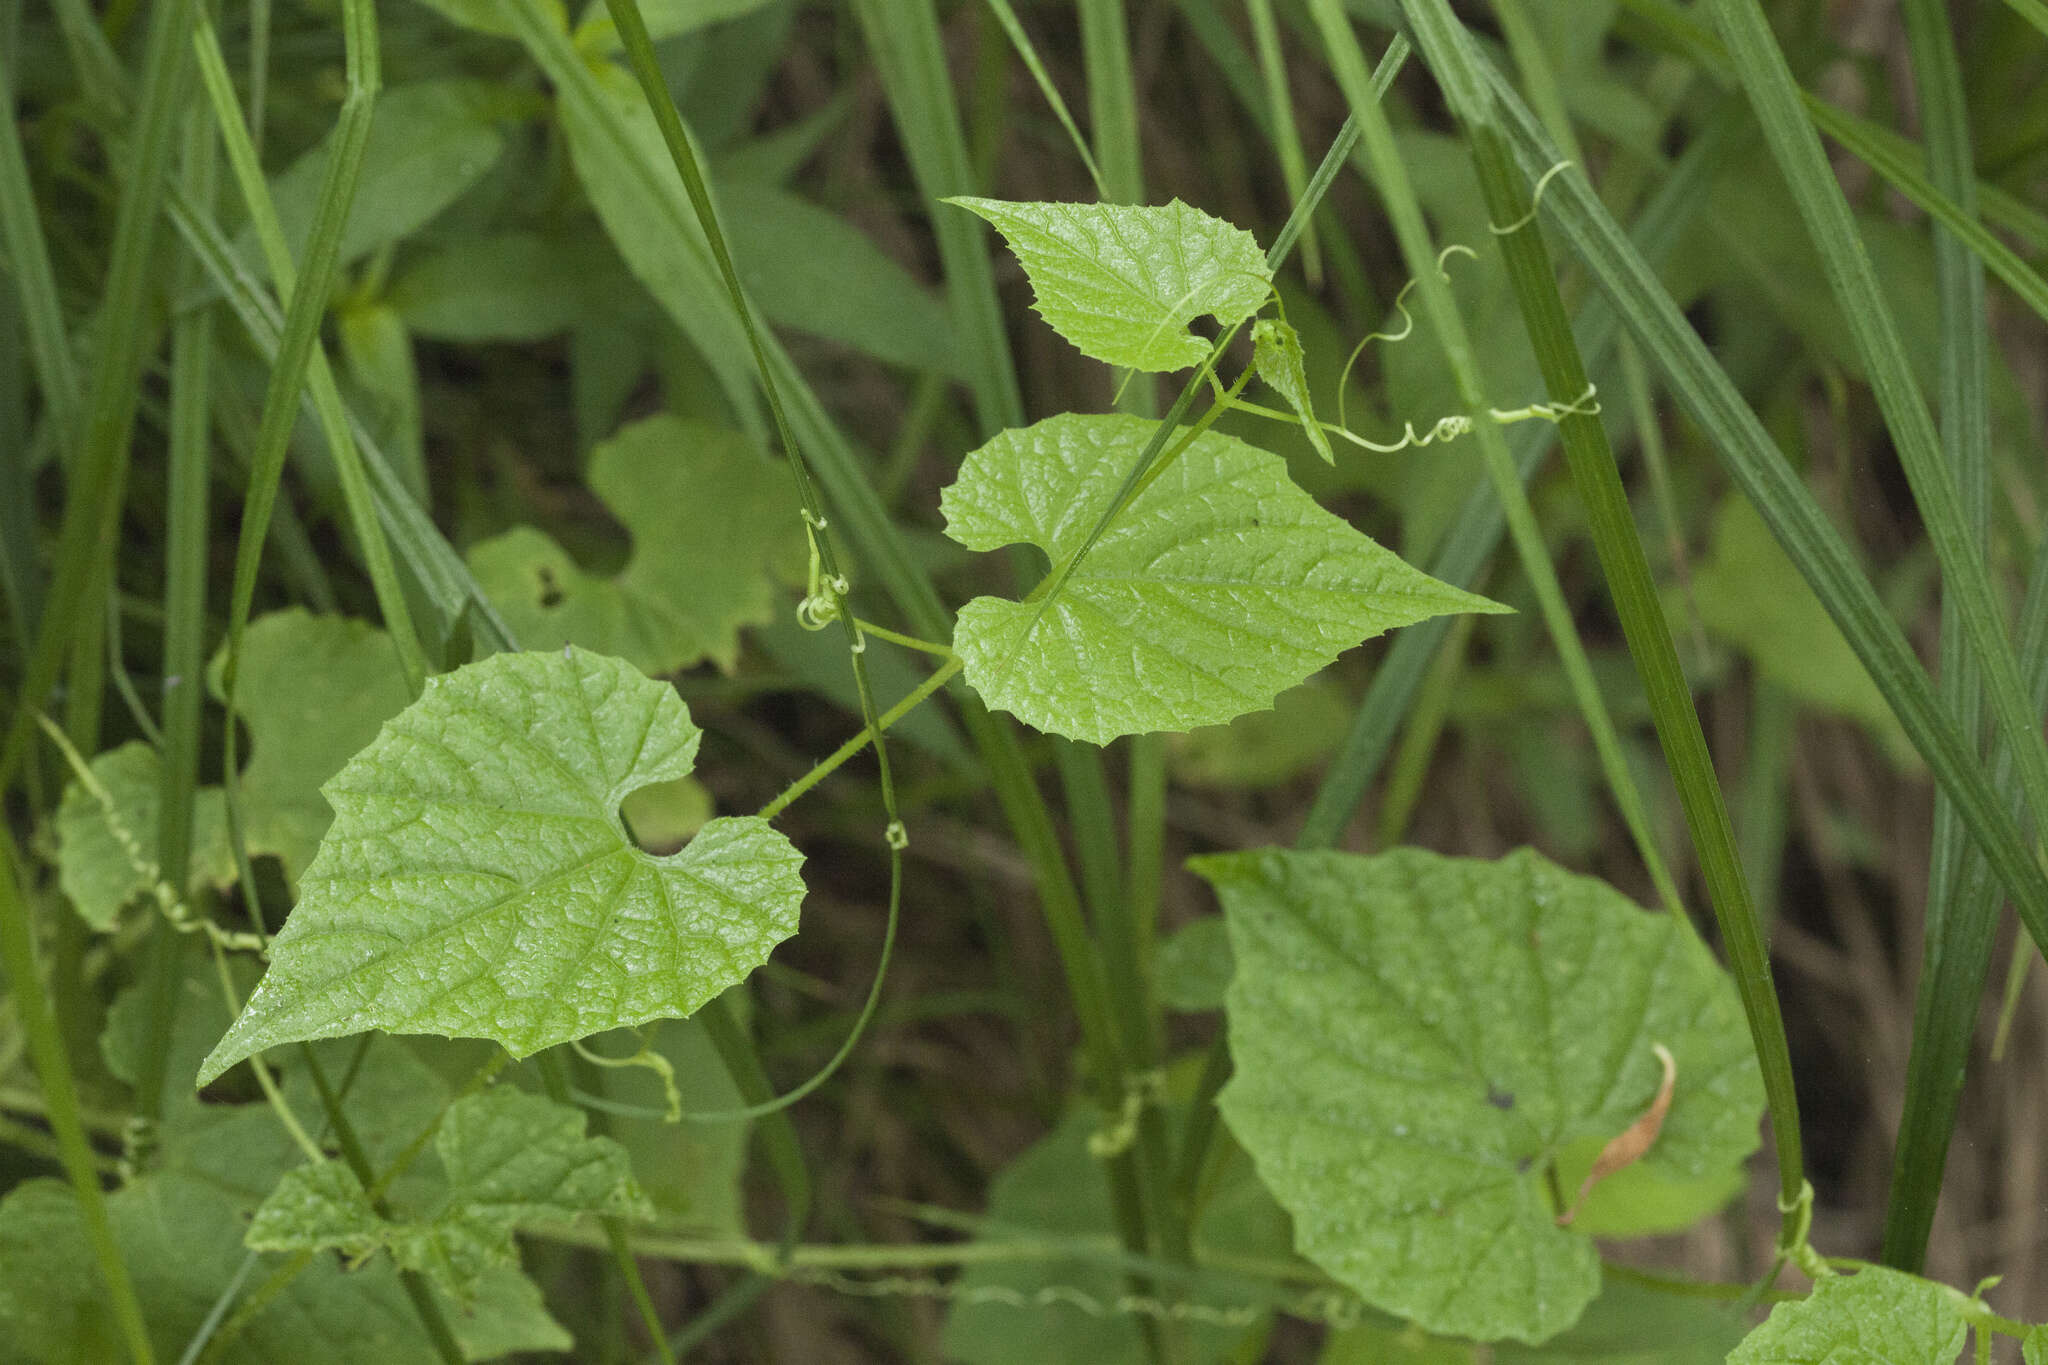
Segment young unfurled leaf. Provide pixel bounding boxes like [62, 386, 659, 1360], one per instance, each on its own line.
[468, 415, 803, 675]
[1251, 318, 1334, 465]
[197, 647, 805, 1085]
[947, 197, 1273, 372]
[54, 742, 235, 929]
[248, 1087, 651, 1304]
[940, 413, 1503, 744]
[1727, 1266, 1967, 1363]
[1191, 847, 1763, 1344]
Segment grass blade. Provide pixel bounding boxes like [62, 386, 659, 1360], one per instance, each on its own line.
[1473, 44, 2048, 959]
[1398, 0, 1806, 1217]
[851, 0, 1025, 434]
[0, 833, 154, 1363]
[1706, 0, 2048, 952]
[1882, 0, 2005, 1272]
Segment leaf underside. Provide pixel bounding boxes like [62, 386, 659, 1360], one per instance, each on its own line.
[940, 412, 1504, 745]
[1192, 846, 1763, 1345]
[198, 647, 805, 1085]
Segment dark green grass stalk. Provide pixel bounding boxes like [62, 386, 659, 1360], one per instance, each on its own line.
[161, 190, 514, 657]
[205, 0, 427, 703]
[1295, 94, 1738, 852]
[1301, 6, 1682, 926]
[0, 833, 153, 1363]
[0, 53, 79, 459]
[1079, 0, 1143, 205]
[1247, 0, 1323, 286]
[1710, 0, 2048, 931]
[1397, 0, 1805, 1215]
[141, 90, 220, 1131]
[845, 6, 1155, 1236]
[0, 0, 196, 791]
[1473, 52, 2048, 966]
[1883, 0, 2000, 1274]
[598, 3, 911, 1277]
[1616, 0, 2048, 261]
[851, 0, 1025, 435]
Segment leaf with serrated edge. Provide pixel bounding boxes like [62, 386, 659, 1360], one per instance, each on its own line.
[947, 197, 1273, 372]
[941, 413, 1504, 744]
[248, 1087, 651, 1303]
[1191, 846, 1763, 1345]
[197, 647, 804, 1085]
[1727, 1267, 1967, 1364]
[468, 415, 803, 675]
[1251, 318, 1335, 465]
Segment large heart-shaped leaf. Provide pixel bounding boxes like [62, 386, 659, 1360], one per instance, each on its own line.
[1727, 1267, 1968, 1364]
[946, 198, 1273, 372]
[198, 647, 804, 1085]
[940, 413, 1503, 744]
[1191, 846, 1763, 1344]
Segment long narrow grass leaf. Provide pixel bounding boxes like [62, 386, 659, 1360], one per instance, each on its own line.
[1707, 0, 2048, 929]
[1397, 0, 1804, 1213]
[0, 833, 154, 1363]
[1473, 48, 2048, 954]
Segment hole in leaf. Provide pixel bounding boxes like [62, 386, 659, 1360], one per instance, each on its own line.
[535, 564, 564, 608]
[620, 777, 712, 856]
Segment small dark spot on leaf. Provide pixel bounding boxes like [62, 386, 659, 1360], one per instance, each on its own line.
[1487, 1086, 1515, 1111]
[536, 564, 563, 608]
[1516, 1155, 1533, 1174]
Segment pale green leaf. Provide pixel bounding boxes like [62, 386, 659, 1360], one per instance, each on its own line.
[468, 415, 804, 675]
[1251, 317, 1334, 464]
[940, 413, 1504, 744]
[1492, 1271, 1744, 1363]
[945, 197, 1273, 372]
[240, 80, 505, 274]
[2026, 1323, 2048, 1365]
[1320, 1323, 1475, 1364]
[210, 610, 414, 884]
[1727, 1267, 1968, 1364]
[719, 180, 962, 376]
[0, 1170, 554, 1365]
[1191, 847, 1763, 1344]
[409, 0, 563, 38]
[1169, 679, 1354, 788]
[389, 232, 612, 342]
[54, 741, 234, 929]
[197, 647, 806, 1085]
[1156, 916, 1233, 1013]
[1687, 496, 1914, 764]
[574, 0, 778, 49]
[248, 1087, 650, 1303]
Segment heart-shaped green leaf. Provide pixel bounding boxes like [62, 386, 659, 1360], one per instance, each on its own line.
[198, 647, 804, 1085]
[1191, 846, 1763, 1344]
[946, 197, 1273, 372]
[941, 413, 1504, 744]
